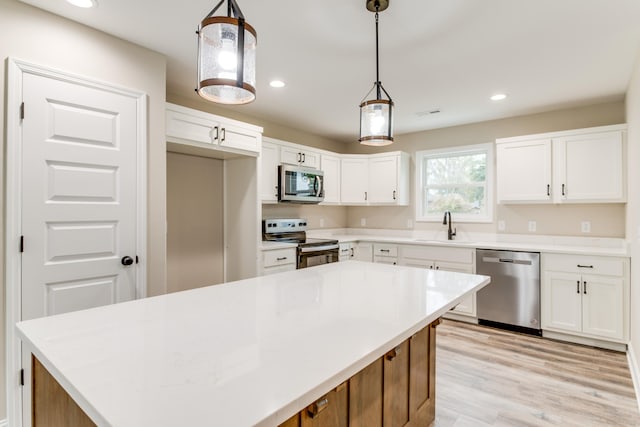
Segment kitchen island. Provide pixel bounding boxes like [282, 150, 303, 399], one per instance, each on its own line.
[17, 261, 489, 427]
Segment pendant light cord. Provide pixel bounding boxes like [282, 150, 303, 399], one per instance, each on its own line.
[375, 6, 381, 99]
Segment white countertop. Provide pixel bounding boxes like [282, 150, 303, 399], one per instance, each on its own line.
[17, 262, 489, 427]
[306, 229, 629, 257]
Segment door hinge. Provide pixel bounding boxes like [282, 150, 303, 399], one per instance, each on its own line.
[20, 235, 24, 253]
[135, 255, 139, 264]
[20, 369, 24, 386]
[20, 102, 24, 120]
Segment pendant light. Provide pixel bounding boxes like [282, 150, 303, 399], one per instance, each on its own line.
[359, 0, 394, 146]
[196, 0, 257, 104]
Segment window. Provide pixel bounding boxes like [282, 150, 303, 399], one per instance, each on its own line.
[416, 143, 493, 223]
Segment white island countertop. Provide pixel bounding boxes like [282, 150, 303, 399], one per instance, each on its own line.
[17, 262, 489, 427]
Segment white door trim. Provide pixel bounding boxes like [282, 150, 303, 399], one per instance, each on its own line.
[5, 57, 148, 427]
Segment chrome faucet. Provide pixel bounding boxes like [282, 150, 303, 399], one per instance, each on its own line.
[443, 211, 457, 240]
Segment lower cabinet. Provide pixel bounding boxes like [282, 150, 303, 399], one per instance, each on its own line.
[261, 247, 297, 275]
[353, 243, 373, 262]
[279, 320, 439, 427]
[373, 244, 398, 265]
[339, 242, 355, 261]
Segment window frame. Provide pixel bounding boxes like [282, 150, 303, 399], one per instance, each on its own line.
[415, 142, 494, 223]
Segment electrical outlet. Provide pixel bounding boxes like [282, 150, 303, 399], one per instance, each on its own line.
[360, 218, 366, 227]
[498, 220, 506, 231]
[581, 221, 591, 233]
[407, 219, 413, 229]
[319, 218, 325, 228]
[528, 221, 537, 232]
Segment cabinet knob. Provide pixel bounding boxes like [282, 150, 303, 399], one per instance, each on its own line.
[121, 256, 134, 266]
[385, 345, 402, 361]
[307, 397, 329, 418]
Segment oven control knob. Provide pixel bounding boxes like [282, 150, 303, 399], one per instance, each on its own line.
[299, 222, 303, 226]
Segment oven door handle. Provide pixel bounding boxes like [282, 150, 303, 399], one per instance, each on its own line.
[299, 244, 340, 253]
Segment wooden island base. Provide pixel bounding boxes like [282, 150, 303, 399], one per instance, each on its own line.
[280, 319, 439, 427]
[31, 318, 439, 427]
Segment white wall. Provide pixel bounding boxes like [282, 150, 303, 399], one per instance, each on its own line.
[625, 46, 640, 397]
[0, 0, 167, 420]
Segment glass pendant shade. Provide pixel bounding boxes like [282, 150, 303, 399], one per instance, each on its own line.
[198, 15, 256, 104]
[359, 95, 394, 146]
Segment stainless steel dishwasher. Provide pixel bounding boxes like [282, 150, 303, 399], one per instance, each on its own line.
[476, 249, 541, 335]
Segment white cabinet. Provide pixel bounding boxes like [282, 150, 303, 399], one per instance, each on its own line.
[496, 125, 626, 204]
[368, 153, 410, 205]
[398, 245, 476, 318]
[341, 152, 409, 206]
[321, 154, 341, 204]
[280, 145, 320, 169]
[339, 242, 354, 261]
[373, 244, 398, 265]
[166, 103, 262, 158]
[541, 253, 629, 343]
[261, 247, 296, 275]
[341, 156, 369, 204]
[260, 140, 280, 203]
[353, 242, 373, 262]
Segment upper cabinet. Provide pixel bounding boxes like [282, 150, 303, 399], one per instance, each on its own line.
[166, 103, 262, 159]
[280, 145, 321, 169]
[260, 140, 280, 203]
[321, 154, 341, 204]
[341, 152, 410, 206]
[496, 124, 626, 204]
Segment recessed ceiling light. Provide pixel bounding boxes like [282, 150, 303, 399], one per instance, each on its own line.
[490, 93, 507, 101]
[66, 0, 97, 8]
[270, 80, 285, 88]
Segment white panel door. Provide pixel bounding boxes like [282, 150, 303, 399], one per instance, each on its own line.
[340, 157, 369, 204]
[368, 154, 398, 204]
[496, 139, 552, 203]
[542, 272, 582, 333]
[556, 131, 624, 202]
[21, 72, 139, 321]
[581, 275, 624, 340]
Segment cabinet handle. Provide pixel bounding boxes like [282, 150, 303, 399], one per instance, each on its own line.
[577, 264, 594, 269]
[583, 281, 587, 294]
[547, 184, 550, 196]
[307, 397, 329, 418]
[576, 280, 580, 294]
[379, 249, 390, 253]
[364, 191, 368, 201]
[213, 126, 219, 141]
[393, 190, 396, 200]
[275, 185, 278, 198]
[302, 153, 306, 163]
[276, 257, 287, 261]
[385, 346, 402, 361]
[562, 184, 566, 196]
[297, 153, 301, 162]
[350, 247, 354, 257]
[221, 127, 226, 142]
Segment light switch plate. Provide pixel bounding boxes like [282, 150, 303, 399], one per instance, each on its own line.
[581, 221, 591, 233]
[528, 221, 537, 232]
[498, 220, 506, 231]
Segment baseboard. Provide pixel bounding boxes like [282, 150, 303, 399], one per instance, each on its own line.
[628, 342, 640, 413]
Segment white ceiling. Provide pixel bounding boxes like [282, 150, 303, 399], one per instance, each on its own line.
[17, 0, 640, 142]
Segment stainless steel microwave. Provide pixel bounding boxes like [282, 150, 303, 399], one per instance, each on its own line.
[278, 164, 324, 203]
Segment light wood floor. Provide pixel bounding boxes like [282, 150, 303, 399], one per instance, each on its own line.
[435, 320, 640, 427]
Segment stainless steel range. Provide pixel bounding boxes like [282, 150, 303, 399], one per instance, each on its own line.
[262, 219, 339, 269]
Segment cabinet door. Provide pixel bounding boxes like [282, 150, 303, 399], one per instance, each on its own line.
[321, 155, 341, 204]
[260, 141, 280, 202]
[409, 325, 435, 424]
[353, 243, 373, 262]
[542, 271, 582, 333]
[373, 256, 397, 265]
[281, 146, 303, 165]
[300, 149, 320, 169]
[496, 139, 552, 203]
[555, 131, 624, 202]
[383, 341, 410, 427]
[581, 274, 624, 340]
[218, 122, 260, 154]
[166, 109, 215, 145]
[349, 358, 383, 427]
[339, 243, 352, 261]
[436, 262, 476, 316]
[301, 383, 348, 427]
[341, 157, 369, 204]
[368, 155, 398, 204]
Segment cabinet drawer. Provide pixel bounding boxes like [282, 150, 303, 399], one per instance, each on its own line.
[542, 253, 626, 277]
[262, 264, 296, 276]
[263, 248, 296, 268]
[374, 244, 398, 257]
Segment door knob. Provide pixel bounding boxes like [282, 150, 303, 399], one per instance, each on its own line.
[121, 256, 134, 266]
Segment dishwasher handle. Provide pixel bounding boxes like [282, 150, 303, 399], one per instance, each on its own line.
[481, 256, 533, 266]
